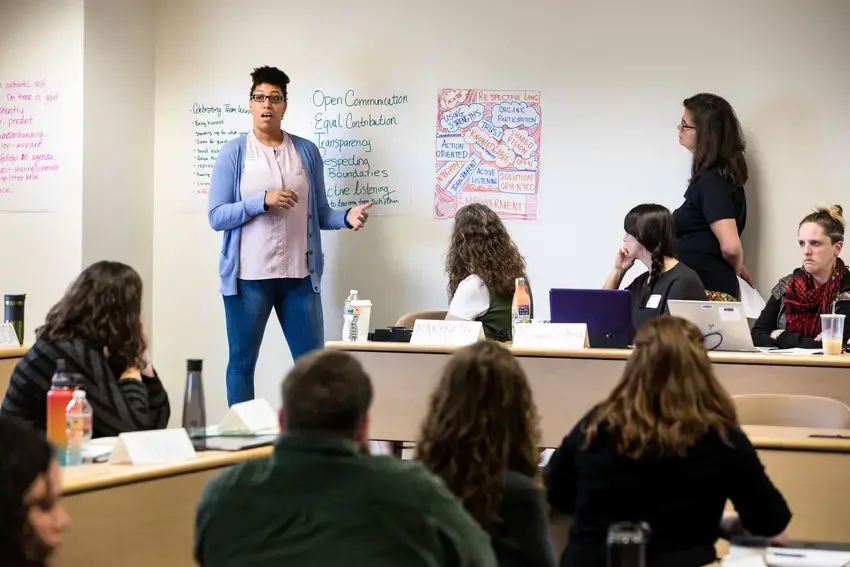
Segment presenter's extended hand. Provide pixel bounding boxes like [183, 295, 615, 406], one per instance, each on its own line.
[265, 188, 298, 210]
[346, 201, 374, 231]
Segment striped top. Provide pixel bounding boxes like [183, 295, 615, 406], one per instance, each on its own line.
[0, 339, 170, 438]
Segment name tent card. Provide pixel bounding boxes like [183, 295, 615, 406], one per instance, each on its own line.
[410, 320, 485, 346]
[218, 398, 278, 435]
[108, 428, 197, 465]
[512, 323, 589, 349]
[0, 322, 21, 347]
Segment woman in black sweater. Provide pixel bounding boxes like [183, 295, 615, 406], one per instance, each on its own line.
[545, 317, 791, 567]
[1, 261, 170, 437]
[416, 341, 557, 567]
[752, 205, 850, 349]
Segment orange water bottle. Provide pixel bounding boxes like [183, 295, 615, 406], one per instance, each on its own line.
[511, 277, 531, 339]
[46, 359, 76, 465]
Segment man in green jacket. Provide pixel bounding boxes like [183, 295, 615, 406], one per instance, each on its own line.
[194, 349, 496, 567]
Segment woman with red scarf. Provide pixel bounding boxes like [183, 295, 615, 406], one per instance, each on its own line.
[752, 205, 850, 349]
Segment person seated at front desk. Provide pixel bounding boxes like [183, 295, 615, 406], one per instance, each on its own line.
[544, 317, 791, 567]
[0, 415, 70, 567]
[0, 261, 170, 438]
[416, 341, 557, 567]
[445, 203, 531, 341]
[603, 204, 705, 330]
[752, 205, 850, 349]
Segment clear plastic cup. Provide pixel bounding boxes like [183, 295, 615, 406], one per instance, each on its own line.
[820, 313, 846, 355]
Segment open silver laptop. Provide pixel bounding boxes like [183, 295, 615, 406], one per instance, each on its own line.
[667, 300, 759, 352]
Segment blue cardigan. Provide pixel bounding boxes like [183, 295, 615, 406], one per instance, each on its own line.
[207, 133, 349, 296]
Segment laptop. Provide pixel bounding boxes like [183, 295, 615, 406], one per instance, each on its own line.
[667, 300, 758, 352]
[549, 289, 634, 349]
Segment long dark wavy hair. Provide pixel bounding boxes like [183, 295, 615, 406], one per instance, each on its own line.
[446, 203, 528, 300]
[37, 261, 146, 370]
[624, 204, 676, 304]
[0, 415, 57, 566]
[415, 341, 541, 534]
[584, 317, 739, 459]
[684, 93, 748, 187]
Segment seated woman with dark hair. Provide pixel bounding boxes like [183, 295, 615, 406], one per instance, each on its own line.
[444, 203, 532, 341]
[545, 317, 791, 567]
[0, 415, 70, 567]
[752, 205, 850, 349]
[1, 261, 170, 438]
[416, 341, 557, 567]
[603, 204, 705, 330]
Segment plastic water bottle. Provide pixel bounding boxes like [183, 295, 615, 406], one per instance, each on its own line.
[342, 289, 358, 341]
[65, 390, 93, 466]
[47, 359, 77, 465]
[511, 277, 531, 338]
[347, 306, 361, 342]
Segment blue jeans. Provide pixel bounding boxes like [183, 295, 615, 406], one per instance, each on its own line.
[223, 277, 324, 406]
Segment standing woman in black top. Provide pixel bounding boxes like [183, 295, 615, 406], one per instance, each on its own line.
[416, 341, 557, 567]
[544, 317, 790, 567]
[673, 93, 752, 301]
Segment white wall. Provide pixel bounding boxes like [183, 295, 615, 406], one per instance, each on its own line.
[0, 0, 84, 342]
[82, 0, 155, 331]
[152, 0, 850, 423]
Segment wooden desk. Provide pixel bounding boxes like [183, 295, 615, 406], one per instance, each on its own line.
[327, 342, 850, 542]
[58, 447, 271, 567]
[325, 341, 850, 447]
[0, 345, 27, 400]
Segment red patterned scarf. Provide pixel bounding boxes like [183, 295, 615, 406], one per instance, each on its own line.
[783, 257, 849, 336]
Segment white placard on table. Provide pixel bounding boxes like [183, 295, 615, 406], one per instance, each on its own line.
[410, 319, 485, 346]
[108, 429, 197, 465]
[512, 323, 589, 349]
[0, 322, 21, 347]
[218, 398, 279, 435]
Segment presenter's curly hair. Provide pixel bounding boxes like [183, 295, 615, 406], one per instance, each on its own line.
[446, 203, 529, 300]
[38, 261, 146, 371]
[250, 66, 290, 101]
[415, 341, 541, 534]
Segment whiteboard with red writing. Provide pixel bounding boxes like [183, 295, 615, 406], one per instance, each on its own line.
[0, 79, 65, 211]
[434, 89, 542, 221]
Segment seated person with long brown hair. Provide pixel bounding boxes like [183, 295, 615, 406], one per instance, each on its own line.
[445, 203, 531, 341]
[545, 317, 790, 567]
[752, 205, 850, 349]
[1, 261, 170, 437]
[416, 341, 557, 567]
[603, 203, 705, 330]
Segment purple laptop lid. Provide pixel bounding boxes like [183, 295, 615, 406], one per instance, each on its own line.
[548, 289, 634, 349]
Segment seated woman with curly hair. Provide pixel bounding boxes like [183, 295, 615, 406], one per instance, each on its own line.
[416, 341, 557, 567]
[1, 261, 170, 438]
[445, 203, 531, 341]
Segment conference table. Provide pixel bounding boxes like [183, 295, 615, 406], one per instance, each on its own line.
[41, 343, 850, 564]
[55, 424, 850, 566]
[0, 344, 26, 399]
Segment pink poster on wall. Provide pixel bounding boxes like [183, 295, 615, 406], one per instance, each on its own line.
[434, 89, 542, 221]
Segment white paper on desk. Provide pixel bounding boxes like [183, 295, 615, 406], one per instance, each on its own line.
[218, 398, 279, 435]
[721, 555, 767, 567]
[765, 547, 850, 567]
[108, 429, 196, 465]
[756, 347, 824, 355]
[82, 438, 117, 462]
[0, 322, 21, 347]
[513, 323, 589, 349]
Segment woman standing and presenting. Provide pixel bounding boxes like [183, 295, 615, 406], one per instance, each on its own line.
[673, 93, 752, 301]
[208, 66, 373, 406]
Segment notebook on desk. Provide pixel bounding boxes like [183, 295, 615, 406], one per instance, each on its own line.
[193, 434, 278, 452]
[549, 289, 634, 349]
